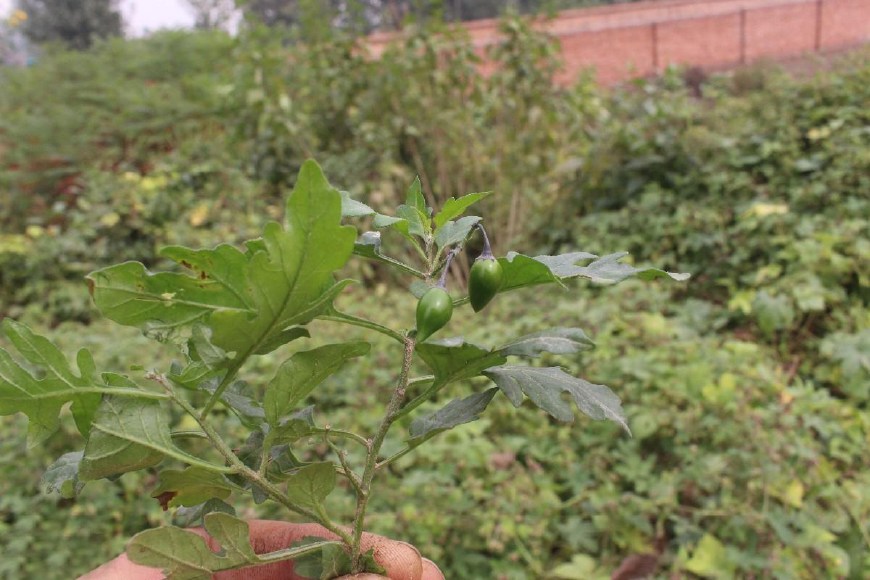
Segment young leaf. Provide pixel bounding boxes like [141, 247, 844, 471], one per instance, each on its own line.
[0, 319, 101, 443]
[434, 215, 482, 250]
[339, 190, 376, 218]
[264, 342, 370, 426]
[499, 328, 595, 357]
[483, 366, 630, 434]
[409, 388, 498, 443]
[40, 451, 85, 498]
[151, 466, 235, 509]
[285, 462, 336, 509]
[394, 177, 431, 239]
[88, 160, 357, 357]
[353, 231, 425, 278]
[433, 191, 493, 228]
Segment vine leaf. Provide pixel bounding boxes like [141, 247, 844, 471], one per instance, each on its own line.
[87, 159, 357, 357]
[416, 339, 507, 390]
[127, 513, 339, 580]
[409, 388, 498, 443]
[499, 328, 595, 357]
[0, 319, 101, 444]
[264, 342, 370, 426]
[151, 466, 235, 509]
[285, 462, 336, 509]
[483, 366, 630, 434]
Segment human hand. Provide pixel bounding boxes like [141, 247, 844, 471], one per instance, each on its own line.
[79, 520, 444, 580]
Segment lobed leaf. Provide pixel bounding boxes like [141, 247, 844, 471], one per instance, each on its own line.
[484, 366, 630, 434]
[499, 328, 595, 357]
[285, 462, 336, 509]
[0, 320, 101, 444]
[88, 160, 357, 358]
[40, 451, 85, 498]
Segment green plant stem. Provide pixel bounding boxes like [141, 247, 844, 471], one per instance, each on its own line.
[148, 372, 354, 547]
[349, 335, 417, 573]
[311, 427, 370, 448]
[321, 312, 405, 343]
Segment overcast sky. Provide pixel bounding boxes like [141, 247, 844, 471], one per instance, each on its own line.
[1, 0, 199, 36]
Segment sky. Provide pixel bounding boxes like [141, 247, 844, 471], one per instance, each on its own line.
[1, 0, 200, 36]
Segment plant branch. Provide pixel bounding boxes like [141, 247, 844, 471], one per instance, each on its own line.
[147, 372, 353, 547]
[349, 335, 417, 573]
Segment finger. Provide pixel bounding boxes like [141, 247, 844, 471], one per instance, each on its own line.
[421, 558, 446, 580]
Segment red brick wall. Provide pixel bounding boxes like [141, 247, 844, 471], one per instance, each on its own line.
[366, 0, 870, 85]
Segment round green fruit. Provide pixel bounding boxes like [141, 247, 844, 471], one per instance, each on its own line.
[415, 287, 453, 342]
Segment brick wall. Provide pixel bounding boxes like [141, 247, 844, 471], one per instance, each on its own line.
[367, 0, 870, 85]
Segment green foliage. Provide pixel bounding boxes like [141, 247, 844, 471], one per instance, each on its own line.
[1, 160, 678, 577]
[19, 0, 123, 50]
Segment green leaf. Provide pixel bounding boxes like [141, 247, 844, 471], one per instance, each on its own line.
[434, 216, 481, 250]
[151, 466, 234, 508]
[174, 498, 236, 528]
[409, 388, 498, 443]
[483, 366, 629, 433]
[353, 231, 425, 278]
[339, 190, 375, 218]
[433, 191, 493, 228]
[292, 538, 352, 580]
[40, 451, 85, 498]
[88, 160, 357, 357]
[264, 342, 369, 426]
[500, 328, 595, 357]
[536, 251, 691, 284]
[80, 396, 229, 480]
[202, 379, 264, 428]
[416, 339, 508, 390]
[0, 319, 101, 444]
[285, 462, 336, 509]
[128, 514, 338, 579]
[498, 253, 564, 292]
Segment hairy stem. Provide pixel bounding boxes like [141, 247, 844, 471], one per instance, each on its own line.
[350, 336, 416, 573]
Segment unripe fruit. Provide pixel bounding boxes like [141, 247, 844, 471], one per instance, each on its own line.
[415, 287, 453, 342]
[469, 257, 503, 312]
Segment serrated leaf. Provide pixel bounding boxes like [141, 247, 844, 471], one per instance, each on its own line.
[409, 388, 498, 443]
[433, 191, 493, 228]
[41, 451, 85, 498]
[483, 366, 629, 433]
[264, 342, 369, 426]
[128, 513, 338, 579]
[0, 320, 101, 444]
[80, 396, 229, 480]
[152, 466, 234, 508]
[500, 328, 595, 357]
[285, 462, 336, 509]
[434, 215, 481, 250]
[88, 160, 357, 357]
